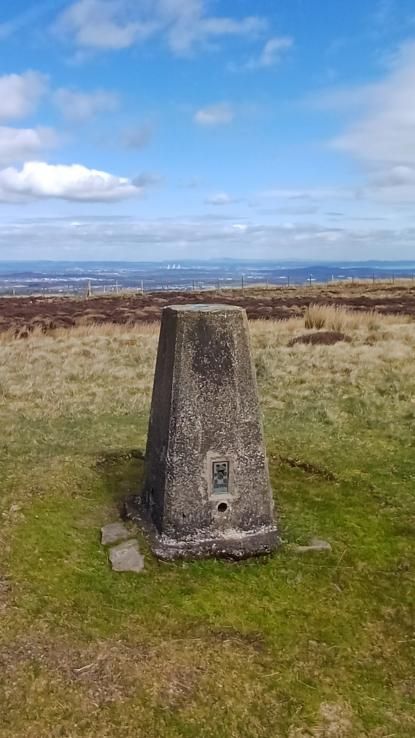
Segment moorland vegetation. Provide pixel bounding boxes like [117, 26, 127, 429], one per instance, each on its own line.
[0, 303, 414, 737]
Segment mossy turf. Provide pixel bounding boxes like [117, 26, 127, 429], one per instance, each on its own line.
[0, 321, 414, 737]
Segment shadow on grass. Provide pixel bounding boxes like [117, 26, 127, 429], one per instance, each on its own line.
[96, 448, 145, 515]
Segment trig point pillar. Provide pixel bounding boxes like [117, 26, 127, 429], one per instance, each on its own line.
[141, 304, 278, 560]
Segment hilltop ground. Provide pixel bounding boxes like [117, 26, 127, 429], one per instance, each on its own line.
[0, 292, 414, 737]
[2, 280, 415, 336]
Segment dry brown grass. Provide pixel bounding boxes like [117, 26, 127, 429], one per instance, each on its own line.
[1, 314, 414, 430]
[0, 322, 159, 420]
[303, 304, 395, 331]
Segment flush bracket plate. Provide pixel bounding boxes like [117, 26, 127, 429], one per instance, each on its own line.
[211, 460, 230, 496]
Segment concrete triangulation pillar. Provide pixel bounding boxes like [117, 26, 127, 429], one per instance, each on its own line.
[140, 304, 278, 560]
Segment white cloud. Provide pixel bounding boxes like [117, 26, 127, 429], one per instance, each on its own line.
[194, 103, 234, 126]
[308, 84, 374, 112]
[0, 127, 59, 166]
[167, 11, 266, 55]
[257, 186, 356, 202]
[369, 165, 415, 188]
[329, 41, 415, 167]
[54, 87, 119, 122]
[299, 41, 415, 208]
[245, 36, 293, 69]
[205, 192, 238, 205]
[197, 16, 265, 36]
[1, 215, 414, 260]
[0, 161, 143, 202]
[0, 71, 48, 122]
[54, 0, 267, 55]
[54, 0, 153, 50]
[256, 177, 415, 216]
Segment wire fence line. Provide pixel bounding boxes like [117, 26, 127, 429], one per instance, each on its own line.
[1, 273, 415, 298]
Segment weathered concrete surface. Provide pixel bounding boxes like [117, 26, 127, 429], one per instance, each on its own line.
[101, 522, 134, 546]
[133, 303, 278, 560]
[108, 540, 144, 572]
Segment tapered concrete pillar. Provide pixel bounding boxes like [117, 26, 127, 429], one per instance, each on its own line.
[140, 304, 278, 560]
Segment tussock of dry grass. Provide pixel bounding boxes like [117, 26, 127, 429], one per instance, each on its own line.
[304, 304, 393, 331]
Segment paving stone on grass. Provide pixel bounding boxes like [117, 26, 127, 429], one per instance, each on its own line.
[294, 538, 332, 553]
[101, 522, 135, 546]
[108, 540, 145, 573]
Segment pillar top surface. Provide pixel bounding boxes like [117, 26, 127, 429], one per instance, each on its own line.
[165, 303, 244, 314]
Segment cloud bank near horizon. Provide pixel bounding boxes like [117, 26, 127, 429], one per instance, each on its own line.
[1, 215, 414, 261]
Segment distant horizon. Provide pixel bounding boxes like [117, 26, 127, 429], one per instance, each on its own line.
[2, 257, 415, 298]
[2, 258, 415, 266]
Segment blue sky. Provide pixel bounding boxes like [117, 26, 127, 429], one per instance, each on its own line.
[1, 0, 415, 260]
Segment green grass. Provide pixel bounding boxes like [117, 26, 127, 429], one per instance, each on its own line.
[0, 319, 414, 737]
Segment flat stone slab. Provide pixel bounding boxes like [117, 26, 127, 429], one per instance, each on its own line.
[108, 540, 144, 573]
[294, 537, 332, 553]
[101, 522, 135, 546]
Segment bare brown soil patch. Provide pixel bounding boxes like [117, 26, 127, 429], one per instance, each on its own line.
[288, 331, 351, 346]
